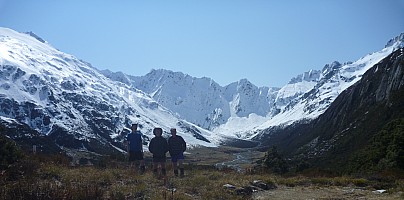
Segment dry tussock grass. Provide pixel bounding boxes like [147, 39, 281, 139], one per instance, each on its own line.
[1, 153, 403, 199]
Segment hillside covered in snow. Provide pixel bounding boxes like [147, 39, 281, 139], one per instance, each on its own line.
[0, 27, 221, 156]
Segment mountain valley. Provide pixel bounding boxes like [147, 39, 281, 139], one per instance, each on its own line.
[0, 27, 404, 174]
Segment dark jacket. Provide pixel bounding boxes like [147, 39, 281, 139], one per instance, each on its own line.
[148, 136, 168, 157]
[168, 136, 186, 156]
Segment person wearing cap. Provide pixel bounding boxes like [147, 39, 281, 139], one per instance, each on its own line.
[125, 123, 146, 174]
[148, 127, 168, 177]
[168, 128, 186, 177]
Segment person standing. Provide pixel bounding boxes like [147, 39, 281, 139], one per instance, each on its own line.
[148, 127, 168, 177]
[168, 128, 186, 177]
[125, 124, 146, 174]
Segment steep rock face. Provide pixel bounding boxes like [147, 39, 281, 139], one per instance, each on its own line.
[0, 28, 219, 156]
[308, 48, 404, 166]
[249, 35, 404, 138]
[259, 48, 404, 170]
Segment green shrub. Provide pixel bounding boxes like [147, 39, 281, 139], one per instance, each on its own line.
[351, 119, 404, 172]
[263, 146, 289, 174]
[0, 132, 24, 170]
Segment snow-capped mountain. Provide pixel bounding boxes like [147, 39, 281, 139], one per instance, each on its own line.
[102, 69, 280, 131]
[0, 27, 220, 155]
[1, 26, 403, 157]
[103, 32, 404, 139]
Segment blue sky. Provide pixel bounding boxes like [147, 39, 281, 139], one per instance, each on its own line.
[0, 0, 403, 87]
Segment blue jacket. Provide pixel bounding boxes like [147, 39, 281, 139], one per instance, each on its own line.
[126, 131, 143, 152]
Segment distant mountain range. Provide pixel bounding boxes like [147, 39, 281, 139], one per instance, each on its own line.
[0, 26, 403, 163]
[102, 32, 404, 140]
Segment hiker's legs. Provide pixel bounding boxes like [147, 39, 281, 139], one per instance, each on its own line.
[178, 159, 184, 177]
[161, 162, 166, 176]
[153, 162, 159, 175]
[171, 153, 185, 176]
[128, 151, 136, 169]
[139, 159, 145, 173]
[129, 151, 145, 174]
[136, 151, 145, 174]
[172, 161, 179, 176]
[178, 159, 184, 168]
[130, 161, 136, 171]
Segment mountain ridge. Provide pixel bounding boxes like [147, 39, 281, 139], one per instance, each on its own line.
[101, 32, 404, 139]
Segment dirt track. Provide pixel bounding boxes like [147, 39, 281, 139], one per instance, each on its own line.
[253, 185, 403, 200]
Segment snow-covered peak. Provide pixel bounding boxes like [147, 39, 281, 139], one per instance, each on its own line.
[100, 69, 132, 86]
[288, 69, 321, 84]
[321, 61, 342, 75]
[237, 78, 253, 86]
[274, 69, 321, 111]
[125, 68, 279, 131]
[146, 68, 214, 84]
[385, 32, 404, 49]
[0, 28, 56, 57]
[24, 31, 47, 43]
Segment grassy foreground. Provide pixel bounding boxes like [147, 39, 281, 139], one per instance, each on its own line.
[1, 148, 404, 200]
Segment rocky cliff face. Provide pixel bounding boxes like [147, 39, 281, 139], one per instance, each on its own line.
[249, 37, 403, 138]
[258, 48, 404, 170]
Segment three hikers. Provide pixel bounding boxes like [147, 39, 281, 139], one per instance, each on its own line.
[125, 124, 187, 177]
